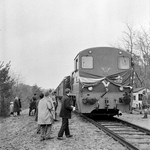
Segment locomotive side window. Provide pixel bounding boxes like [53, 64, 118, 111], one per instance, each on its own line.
[118, 57, 129, 69]
[82, 56, 93, 69]
[75, 58, 79, 71]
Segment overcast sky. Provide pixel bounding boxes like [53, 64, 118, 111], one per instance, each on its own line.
[0, 0, 150, 89]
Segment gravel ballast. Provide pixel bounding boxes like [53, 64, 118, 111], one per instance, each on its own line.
[0, 108, 128, 150]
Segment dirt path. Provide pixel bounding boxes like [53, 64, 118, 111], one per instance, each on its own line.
[0, 108, 126, 150]
[0, 110, 46, 150]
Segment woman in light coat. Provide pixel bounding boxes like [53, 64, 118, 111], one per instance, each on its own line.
[38, 91, 55, 141]
[9, 102, 14, 116]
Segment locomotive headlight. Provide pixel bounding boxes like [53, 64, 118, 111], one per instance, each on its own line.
[119, 86, 124, 91]
[119, 51, 122, 55]
[88, 50, 92, 54]
[88, 86, 93, 91]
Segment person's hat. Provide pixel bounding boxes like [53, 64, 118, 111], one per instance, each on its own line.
[65, 88, 71, 94]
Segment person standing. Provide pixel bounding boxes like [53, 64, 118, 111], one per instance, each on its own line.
[142, 91, 149, 119]
[17, 98, 22, 116]
[51, 91, 58, 121]
[35, 93, 44, 134]
[57, 88, 75, 140]
[9, 102, 14, 116]
[13, 97, 20, 117]
[38, 91, 54, 141]
[29, 94, 37, 116]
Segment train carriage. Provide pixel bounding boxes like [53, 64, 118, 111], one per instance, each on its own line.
[55, 47, 133, 116]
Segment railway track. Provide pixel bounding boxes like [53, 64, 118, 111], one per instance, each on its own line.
[82, 115, 150, 150]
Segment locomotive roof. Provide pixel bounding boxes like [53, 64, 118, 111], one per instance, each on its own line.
[74, 47, 130, 60]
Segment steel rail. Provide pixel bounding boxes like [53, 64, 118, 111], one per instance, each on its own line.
[82, 115, 139, 150]
[114, 117, 150, 135]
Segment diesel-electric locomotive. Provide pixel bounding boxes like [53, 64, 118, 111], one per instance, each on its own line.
[55, 47, 133, 116]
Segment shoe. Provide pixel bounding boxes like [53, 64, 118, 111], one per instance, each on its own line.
[40, 137, 45, 141]
[57, 137, 63, 140]
[46, 136, 54, 140]
[66, 135, 73, 138]
[37, 131, 40, 134]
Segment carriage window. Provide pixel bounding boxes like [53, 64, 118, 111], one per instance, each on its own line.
[118, 57, 129, 69]
[82, 56, 93, 69]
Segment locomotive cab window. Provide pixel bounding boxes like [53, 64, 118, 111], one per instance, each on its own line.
[82, 56, 93, 69]
[118, 57, 130, 69]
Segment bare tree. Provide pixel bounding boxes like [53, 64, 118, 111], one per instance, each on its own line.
[122, 22, 137, 54]
[10, 71, 24, 97]
[136, 26, 150, 89]
[117, 22, 150, 88]
[121, 22, 138, 88]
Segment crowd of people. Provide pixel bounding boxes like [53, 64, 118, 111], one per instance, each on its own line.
[10, 88, 149, 141]
[9, 88, 75, 141]
[27, 88, 75, 141]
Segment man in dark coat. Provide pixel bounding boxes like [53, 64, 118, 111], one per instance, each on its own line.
[29, 94, 37, 116]
[17, 98, 22, 116]
[57, 88, 75, 140]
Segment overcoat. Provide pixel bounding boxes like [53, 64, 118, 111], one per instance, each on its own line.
[59, 94, 73, 119]
[35, 98, 40, 121]
[13, 99, 20, 112]
[142, 95, 148, 109]
[38, 96, 54, 125]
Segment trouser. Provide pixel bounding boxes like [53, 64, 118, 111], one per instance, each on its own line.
[55, 112, 57, 120]
[29, 108, 32, 116]
[37, 124, 41, 133]
[35, 109, 38, 121]
[40, 124, 52, 138]
[29, 108, 36, 116]
[17, 111, 20, 116]
[54, 105, 58, 120]
[143, 109, 148, 118]
[58, 118, 70, 137]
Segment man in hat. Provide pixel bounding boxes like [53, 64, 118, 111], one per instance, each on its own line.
[57, 88, 75, 140]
